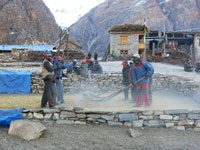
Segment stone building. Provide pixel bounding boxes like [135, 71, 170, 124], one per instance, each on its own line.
[107, 24, 147, 60]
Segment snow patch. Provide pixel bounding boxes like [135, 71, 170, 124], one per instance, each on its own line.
[159, 0, 170, 5]
[135, 0, 147, 7]
[87, 37, 97, 52]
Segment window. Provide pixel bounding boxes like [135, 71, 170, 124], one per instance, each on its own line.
[120, 36, 128, 45]
[120, 49, 128, 54]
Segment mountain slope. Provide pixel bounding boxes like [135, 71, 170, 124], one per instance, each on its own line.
[69, 0, 200, 56]
[0, 0, 60, 45]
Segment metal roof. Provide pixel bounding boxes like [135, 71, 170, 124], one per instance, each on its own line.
[0, 45, 54, 51]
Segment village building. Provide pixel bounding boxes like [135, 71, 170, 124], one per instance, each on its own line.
[0, 31, 85, 62]
[103, 24, 147, 61]
[146, 31, 200, 62]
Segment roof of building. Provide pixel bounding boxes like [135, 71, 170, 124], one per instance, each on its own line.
[108, 24, 148, 33]
[0, 45, 54, 51]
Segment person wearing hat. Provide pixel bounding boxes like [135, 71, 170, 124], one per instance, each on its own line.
[131, 54, 154, 107]
[41, 51, 57, 108]
[122, 60, 130, 101]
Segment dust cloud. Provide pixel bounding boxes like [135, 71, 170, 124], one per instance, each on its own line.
[63, 89, 200, 111]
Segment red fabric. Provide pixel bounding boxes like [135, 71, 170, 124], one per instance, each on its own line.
[50, 96, 53, 107]
[133, 62, 144, 69]
[136, 83, 150, 106]
[122, 60, 126, 66]
[129, 67, 132, 83]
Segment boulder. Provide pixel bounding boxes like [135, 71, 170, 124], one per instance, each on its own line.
[128, 128, 142, 138]
[8, 120, 46, 141]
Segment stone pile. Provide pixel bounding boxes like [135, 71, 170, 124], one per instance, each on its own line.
[22, 108, 200, 131]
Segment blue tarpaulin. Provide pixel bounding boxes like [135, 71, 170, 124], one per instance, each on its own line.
[0, 71, 32, 94]
[0, 108, 24, 127]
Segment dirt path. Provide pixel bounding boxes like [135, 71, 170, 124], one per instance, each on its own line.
[1, 124, 200, 150]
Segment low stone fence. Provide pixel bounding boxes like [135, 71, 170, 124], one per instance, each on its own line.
[22, 108, 200, 131]
[0, 63, 41, 68]
[31, 73, 200, 103]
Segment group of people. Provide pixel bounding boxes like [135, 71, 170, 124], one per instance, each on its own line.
[41, 50, 153, 108]
[122, 54, 154, 107]
[184, 59, 200, 72]
[79, 55, 103, 75]
[41, 51, 103, 108]
[41, 52, 76, 108]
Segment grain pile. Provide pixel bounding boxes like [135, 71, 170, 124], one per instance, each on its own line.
[164, 52, 192, 65]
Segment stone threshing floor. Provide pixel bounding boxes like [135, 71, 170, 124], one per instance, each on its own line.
[0, 91, 199, 110]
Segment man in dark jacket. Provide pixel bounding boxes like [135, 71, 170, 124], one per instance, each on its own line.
[129, 61, 136, 103]
[87, 52, 92, 59]
[41, 51, 57, 108]
[122, 60, 130, 100]
[94, 52, 98, 61]
[184, 59, 194, 72]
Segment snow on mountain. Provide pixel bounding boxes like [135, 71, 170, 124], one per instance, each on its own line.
[43, 0, 105, 27]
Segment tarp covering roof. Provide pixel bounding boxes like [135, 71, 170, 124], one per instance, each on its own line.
[0, 71, 32, 94]
[0, 45, 54, 51]
[108, 24, 148, 33]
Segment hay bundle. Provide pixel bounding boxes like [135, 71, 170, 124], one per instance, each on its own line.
[164, 52, 191, 65]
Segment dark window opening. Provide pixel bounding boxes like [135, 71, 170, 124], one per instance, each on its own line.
[148, 32, 159, 37]
[139, 35, 144, 42]
[149, 40, 159, 50]
[167, 33, 173, 37]
[174, 33, 183, 38]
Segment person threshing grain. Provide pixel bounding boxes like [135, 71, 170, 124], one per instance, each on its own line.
[131, 54, 154, 107]
[41, 51, 57, 108]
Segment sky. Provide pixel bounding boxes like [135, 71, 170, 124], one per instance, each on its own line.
[43, 0, 105, 27]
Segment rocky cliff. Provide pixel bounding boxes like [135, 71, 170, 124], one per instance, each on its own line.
[69, 0, 200, 56]
[0, 0, 60, 45]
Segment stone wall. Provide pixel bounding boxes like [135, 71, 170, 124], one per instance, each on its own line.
[0, 49, 44, 62]
[22, 107, 200, 131]
[31, 73, 200, 103]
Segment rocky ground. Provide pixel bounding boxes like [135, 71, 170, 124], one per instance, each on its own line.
[1, 61, 200, 149]
[1, 124, 200, 150]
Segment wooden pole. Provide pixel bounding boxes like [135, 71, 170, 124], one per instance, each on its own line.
[63, 28, 70, 58]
